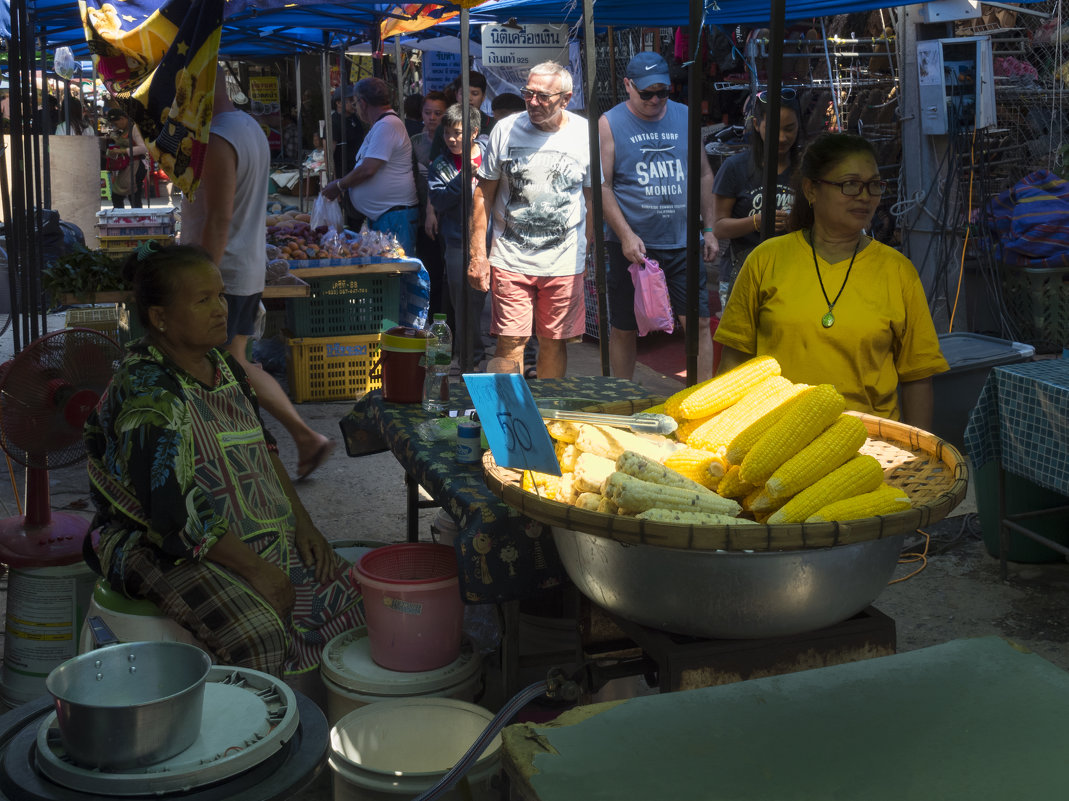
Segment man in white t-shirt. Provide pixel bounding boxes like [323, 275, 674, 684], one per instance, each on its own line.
[468, 61, 592, 379]
[322, 77, 418, 257]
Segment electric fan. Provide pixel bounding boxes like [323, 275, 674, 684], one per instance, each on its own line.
[0, 328, 121, 564]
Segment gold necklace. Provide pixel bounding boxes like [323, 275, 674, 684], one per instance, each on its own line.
[809, 231, 861, 329]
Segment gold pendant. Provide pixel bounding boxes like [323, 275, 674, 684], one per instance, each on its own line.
[821, 311, 835, 328]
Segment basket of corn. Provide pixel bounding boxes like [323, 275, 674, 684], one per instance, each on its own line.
[481, 355, 969, 553]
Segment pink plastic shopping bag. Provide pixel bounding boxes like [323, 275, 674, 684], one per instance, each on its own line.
[628, 256, 675, 336]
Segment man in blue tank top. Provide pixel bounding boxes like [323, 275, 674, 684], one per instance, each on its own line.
[600, 52, 718, 381]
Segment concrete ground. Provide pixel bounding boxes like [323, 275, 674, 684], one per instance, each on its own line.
[3, 311, 1069, 800]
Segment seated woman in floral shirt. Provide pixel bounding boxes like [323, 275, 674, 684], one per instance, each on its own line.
[84, 244, 364, 678]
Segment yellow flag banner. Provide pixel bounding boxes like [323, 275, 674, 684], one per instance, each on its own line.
[79, 0, 224, 200]
[380, 1, 488, 41]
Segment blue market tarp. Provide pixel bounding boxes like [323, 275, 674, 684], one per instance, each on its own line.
[463, 0, 1049, 26]
[3, 0, 1054, 56]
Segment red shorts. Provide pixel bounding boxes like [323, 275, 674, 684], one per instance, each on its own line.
[490, 268, 586, 340]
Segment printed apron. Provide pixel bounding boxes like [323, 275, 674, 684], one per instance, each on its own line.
[185, 369, 364, 674]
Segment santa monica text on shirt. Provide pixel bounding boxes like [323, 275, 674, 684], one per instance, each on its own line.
[637, 159, 685, 193]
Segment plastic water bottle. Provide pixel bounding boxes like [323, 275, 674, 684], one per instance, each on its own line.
[422, 313, 452, 413]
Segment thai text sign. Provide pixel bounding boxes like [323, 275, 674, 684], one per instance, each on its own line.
[481, 23, 569, 68]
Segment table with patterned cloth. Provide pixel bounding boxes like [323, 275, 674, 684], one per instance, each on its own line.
[339, 376, 662, 604]
[963, 359, 1069, 572]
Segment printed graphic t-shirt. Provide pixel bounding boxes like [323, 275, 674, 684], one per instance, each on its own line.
[478, 109, 590, 277]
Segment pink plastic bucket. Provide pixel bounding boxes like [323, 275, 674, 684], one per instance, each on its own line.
[356, 543, 463, 672]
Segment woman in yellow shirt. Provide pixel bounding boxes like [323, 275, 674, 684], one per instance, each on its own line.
[715, 133, 947, 428]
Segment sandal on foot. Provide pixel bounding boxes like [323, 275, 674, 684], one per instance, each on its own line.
[297, 440, 335, 481]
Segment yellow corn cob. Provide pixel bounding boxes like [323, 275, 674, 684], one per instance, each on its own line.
[663, 447, 728, 490]
[523, 470, 562, 500]
[749, 489, 788, 516]
[767, 455, 884, 525]
[559, 443, 580, 473]
[675, 414, 713, 444]
[687, 376, 804, 453]
[573, 452, 617, 494]
[716, 465, 755, 499]
[764, 414, 869, 500]
[805, 483, 911, 523]
[603, 472, 742, 516]
[740, 486, 764, 512]
[641, 403, 666, 415]
[557, 473, 578, 505]
[664, 376, 718, 418]
[678, 355, 782, 419]
[615, 451, 713, 494]
[547, 420, 581, 443]
[726, 390, 806, 465]
[574, 424, 671, 463]
[636, 508, 759, 526]
[738, 384, 846, 485]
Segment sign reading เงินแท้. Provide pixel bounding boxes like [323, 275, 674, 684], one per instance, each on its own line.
[481, 23, 569, 68]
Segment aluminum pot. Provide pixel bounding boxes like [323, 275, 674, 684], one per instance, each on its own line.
[552, 527, 905, 639]
[45, 641, 212, 769]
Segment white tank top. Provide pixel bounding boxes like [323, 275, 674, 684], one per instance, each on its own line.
[182, 111, 270, 296]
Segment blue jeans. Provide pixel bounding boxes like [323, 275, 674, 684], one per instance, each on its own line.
[372, 207, 418, 259]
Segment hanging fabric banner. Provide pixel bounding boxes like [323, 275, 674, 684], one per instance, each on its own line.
[380, 1, 488, 41]
[79, 0, 224, 200]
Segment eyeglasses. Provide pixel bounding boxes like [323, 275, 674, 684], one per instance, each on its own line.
[756, 88, 798, 103]
[520, 88, 566, 104]
[635, 88, 670, 101]
[812, 178, 888, 197]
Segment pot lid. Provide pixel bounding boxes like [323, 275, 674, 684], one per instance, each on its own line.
[35, 666, 299, 796]
[321, 626, 480, 696]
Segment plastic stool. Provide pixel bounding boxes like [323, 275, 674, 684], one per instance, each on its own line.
[78, 578, 203, 654]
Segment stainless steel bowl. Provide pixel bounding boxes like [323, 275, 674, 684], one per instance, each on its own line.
[552, 527, 905, 639]
[45, 641, 212, 769]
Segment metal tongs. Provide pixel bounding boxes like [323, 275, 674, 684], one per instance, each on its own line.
[538, 408, 677, 436]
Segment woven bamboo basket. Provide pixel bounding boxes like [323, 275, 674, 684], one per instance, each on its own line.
[482, 404, 969, 552]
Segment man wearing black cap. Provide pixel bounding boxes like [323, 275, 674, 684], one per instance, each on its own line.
[600, 51, 718, 381]
[330, 83, 365, 190]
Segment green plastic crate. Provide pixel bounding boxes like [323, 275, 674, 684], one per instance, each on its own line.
[284, 274, 400, 337]
[1002, 264, 1069, 354]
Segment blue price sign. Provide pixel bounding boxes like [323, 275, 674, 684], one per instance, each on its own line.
[462, 373, 561, 475]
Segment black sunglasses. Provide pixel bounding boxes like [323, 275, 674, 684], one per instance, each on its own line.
[520, 88, 566, 103]
[756, 88, 798, 103]
[635, 88, 670, 101]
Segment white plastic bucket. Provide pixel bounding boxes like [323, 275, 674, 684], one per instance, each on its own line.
[321, 627, 483, 726]
[329, 698, 501, 801]
[430, 509, 458, 547]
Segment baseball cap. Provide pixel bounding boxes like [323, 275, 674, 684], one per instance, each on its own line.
[332, 84, 358, 105]
[626, 52, 671, 90]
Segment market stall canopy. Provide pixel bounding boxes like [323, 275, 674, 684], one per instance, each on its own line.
[1, 0, 397, 56]
[10, 0, 1054, 54]
[429, 0, 1051, 26]
[349, 34, 482, 55]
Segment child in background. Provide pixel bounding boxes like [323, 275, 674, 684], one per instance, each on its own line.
[428, 103, 489, 370]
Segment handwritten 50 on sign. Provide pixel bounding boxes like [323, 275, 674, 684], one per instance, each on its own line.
[462, 373, 561, 476]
